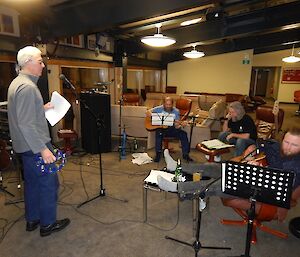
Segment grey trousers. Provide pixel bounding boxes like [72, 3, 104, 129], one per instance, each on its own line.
[180, 162, 232, 198]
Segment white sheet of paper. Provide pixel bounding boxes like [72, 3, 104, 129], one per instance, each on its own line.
[45, 91, 71, 126]
[202, 139, 234, 149]
[151, 113, 175, 126]
[144, 170, 174, 185]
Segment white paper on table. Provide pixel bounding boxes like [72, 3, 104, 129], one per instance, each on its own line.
[45, 91, 71, 126]
[144, 170, 174, 185]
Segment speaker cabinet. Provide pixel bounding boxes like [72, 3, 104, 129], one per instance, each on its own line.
[80, 92, 111, 153]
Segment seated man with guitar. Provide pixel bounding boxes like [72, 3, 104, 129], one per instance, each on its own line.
[163, 127, 300, 221]
[219, 101, 257, 157]
[146, 97, 193, 162]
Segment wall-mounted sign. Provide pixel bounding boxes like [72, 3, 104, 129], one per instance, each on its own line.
[282, 68, 300, 83]
[0, 6, 20, 37]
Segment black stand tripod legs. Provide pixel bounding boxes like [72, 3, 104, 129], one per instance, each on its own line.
[77, 190, 105, 208]
[165, 236, 231, 257]
[0, 187, 15, 197]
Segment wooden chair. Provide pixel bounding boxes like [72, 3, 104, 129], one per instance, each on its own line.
[166, 86, 177, 94]
[123, 93, 140, 106]
[163, 98, 192, 150]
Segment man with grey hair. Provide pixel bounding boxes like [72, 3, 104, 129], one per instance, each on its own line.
[7, 46, 70, 237]
[219, 101, 257, 156]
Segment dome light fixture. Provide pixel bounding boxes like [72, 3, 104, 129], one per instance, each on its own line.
[141, 23, 176, 47]
[183, 45, 205, 59]
[282, 44, 300, 63]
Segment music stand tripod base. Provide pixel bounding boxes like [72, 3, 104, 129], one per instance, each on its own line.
[165, 184, 231, 257]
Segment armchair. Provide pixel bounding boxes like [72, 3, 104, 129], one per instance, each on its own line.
[123, 93, 140, 106]
[255, 105, 284, 140]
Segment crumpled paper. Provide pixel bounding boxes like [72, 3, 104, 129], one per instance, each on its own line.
[131, 153, 153, 165]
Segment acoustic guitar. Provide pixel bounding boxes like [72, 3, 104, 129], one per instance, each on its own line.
[0, 139, 10, 171]
[231, 151, 267, 166]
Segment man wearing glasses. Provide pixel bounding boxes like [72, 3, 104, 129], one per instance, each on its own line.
[7, 46, 70, 237]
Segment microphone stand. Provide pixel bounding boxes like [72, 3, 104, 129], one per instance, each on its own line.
[118, 93, 124, 161]
[188, 115, 197, 151]
[63, 81, 126, 207]
[166, 177, 231, 257]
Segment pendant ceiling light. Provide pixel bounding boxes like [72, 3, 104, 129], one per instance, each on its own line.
[282, 44, 300, 63]
[183, 45, 205, 59]
[141, 23, 176, 47]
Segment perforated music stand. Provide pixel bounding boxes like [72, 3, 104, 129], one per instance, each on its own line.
[222, 161, 295, 257]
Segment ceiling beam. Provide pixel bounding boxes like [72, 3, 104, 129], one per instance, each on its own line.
[38, 0, 213, 40]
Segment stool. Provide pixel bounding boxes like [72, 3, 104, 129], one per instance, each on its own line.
[196, 143, 230, 162]
[57, 129, 78, 155]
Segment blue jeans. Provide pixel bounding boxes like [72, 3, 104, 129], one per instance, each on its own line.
[218, 131, 256, 156]
[21, 143, 59, 226]
[155, 127, 189, 156]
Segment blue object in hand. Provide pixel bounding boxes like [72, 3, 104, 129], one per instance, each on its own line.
[35, 149, 67, 174]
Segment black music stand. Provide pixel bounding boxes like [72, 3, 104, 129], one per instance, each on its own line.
[222, 161, 295, 257]
[165, 178, 231, 257]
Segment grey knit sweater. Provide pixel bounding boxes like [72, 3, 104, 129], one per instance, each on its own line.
[7, 72, 50, 154]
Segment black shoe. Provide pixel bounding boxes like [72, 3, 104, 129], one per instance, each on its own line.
[183, 155, 194, 162]
[26, 220, 40, 232]
[40, 218, 70, 237]
[154, 152, 161, 162]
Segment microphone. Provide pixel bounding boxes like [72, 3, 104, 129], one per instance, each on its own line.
[59, 74, 76, 90]
[95, 79, 115, 86]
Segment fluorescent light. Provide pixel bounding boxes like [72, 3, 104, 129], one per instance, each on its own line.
[141, 24, 176, 47]
[180, 18, 202, 26]
[282, 44, 300, 63]
[183, 45, 205, 59]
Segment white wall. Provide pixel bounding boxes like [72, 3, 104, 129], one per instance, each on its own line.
[167, 49, 253, 95]
[253, 49, 300, 102]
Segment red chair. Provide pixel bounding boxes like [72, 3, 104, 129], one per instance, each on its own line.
[57, 129, 78, 155]
[294, 90, 300, 116]
[221, 200, 288, 244]
[175, 98, 192, 120]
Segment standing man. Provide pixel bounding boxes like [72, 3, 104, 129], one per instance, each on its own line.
[7, 46, 70, 237]
[219, 101, 257, 156]
[149, 97, 192, 162]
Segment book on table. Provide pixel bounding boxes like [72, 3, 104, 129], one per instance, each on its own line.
[201, 139, 234, 150]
